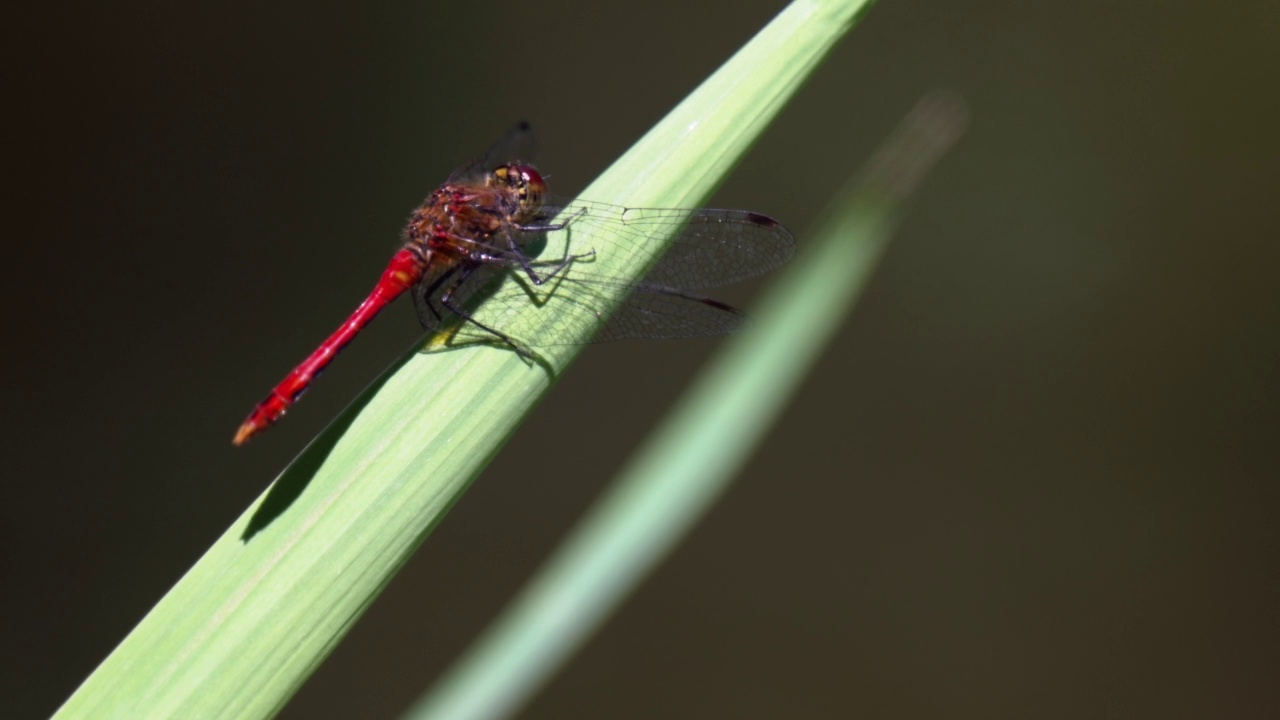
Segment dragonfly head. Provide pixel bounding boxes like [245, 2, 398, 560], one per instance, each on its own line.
[490, 163, 547, 218]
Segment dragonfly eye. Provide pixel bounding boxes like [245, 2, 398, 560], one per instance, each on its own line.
[493, 163, 546, 215]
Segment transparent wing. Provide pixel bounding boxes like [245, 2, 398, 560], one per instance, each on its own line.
[416, 271, 750, 348]
[535, 197, 796, 290]
[447, 121, 538, 185]
[412, 196, 793, 348]
[551, 280, 751, 343]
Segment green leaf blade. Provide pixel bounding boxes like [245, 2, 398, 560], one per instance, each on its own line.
[405, 91, 967, 720]
[54, 1, 876, 718]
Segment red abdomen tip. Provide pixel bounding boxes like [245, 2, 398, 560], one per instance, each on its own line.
[233, 393, 290, 446]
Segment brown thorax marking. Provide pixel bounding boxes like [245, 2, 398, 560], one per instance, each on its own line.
[404, 185, 518, 258]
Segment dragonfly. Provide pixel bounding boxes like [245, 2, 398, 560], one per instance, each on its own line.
[233, 123, 796, 445]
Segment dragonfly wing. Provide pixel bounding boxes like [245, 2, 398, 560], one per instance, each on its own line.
[448, 122, 538, 185]
[539, 199, 797, 291]
[411, 194, 795, 350]
[590, 283, 751, 342]
[633, 208, 796, 289]
[433, 272, 751, 348]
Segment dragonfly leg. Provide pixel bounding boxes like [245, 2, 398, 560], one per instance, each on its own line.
[440, 265, 537, 360]
[508, 212, 596, 286]
[514, 247, 596, 287]
[514, 205, 586, 233]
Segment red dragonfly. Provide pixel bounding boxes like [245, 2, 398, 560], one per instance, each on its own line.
[234, 123, 795, 445]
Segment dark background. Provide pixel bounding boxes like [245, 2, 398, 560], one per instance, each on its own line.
[5, 1, 1278, 718]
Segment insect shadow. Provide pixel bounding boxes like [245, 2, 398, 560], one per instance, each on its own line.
[240, 348, 412, 541]
[241, 247, 570, 540]
[410, 226, 585, 376]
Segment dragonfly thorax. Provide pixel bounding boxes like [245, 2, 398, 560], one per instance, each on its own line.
[402, 186, 517, 255]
